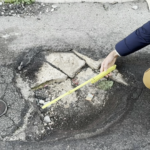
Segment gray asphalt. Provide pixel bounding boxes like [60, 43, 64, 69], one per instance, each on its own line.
[1, 1, 150, 149]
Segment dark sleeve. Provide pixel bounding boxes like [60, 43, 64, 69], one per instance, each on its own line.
[115, 21, 150, 56]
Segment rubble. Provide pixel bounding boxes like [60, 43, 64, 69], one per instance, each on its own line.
[132, 5, 138, 10]
[39, 100, 45, 105]
[44, 116, 51, 123]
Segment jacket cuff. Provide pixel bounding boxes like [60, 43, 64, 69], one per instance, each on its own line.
[115, 39, 130, 56]
[114, 49, 121, 57]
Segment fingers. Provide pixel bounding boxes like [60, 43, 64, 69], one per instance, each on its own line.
[100, 63, 104, 73]
[100, 62, 108, 72]
[100, 50, 118, 77]
[100, 62, 109, 77]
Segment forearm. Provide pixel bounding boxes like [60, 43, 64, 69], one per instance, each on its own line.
[115, 21, 150, 56]
[111, 50, 120, 57]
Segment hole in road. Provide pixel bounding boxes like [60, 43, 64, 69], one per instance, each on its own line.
[15, 49, 141, 141]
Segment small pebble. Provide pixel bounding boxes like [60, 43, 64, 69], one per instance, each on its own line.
[44, 123, 47, 126]
[44, 101, 51, 108]
[47, 127, 50, 130]
[51, 8, 54, 12]
[41, 3, 45, 6]
[46, 8, 49, 13]
[41, 129, 45, 134]
[52, 5, 57, 9]
[39, 100, 45, 105]
[49, 122, 54, 126]
[132, 5, 138, 10]
[44, 116, 51, 123]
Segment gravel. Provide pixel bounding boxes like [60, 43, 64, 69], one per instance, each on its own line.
[0, 2, 57, 17]
[44, 115, 51, 123]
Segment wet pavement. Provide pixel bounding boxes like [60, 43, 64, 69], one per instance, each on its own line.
[1, 1, 150, 149]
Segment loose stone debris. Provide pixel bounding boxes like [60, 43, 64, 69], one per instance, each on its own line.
[44, 116, 51, 123]
[132, 5, 138, 10]
[0, 2, 58, 17]
[51, 4, 57, 11]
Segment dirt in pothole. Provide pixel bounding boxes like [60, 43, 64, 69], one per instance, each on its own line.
[24, 77, 115, 141]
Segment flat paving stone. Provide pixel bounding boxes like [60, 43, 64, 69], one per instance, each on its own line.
[73, 50, 103, 70]
[33, 62, 67, 87]
[46, 53, 85, 78]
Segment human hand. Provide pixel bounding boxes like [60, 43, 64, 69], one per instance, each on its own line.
[100, 50, 119, 77]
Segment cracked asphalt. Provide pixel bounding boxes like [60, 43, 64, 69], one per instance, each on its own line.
[0, 66, 29, 140]
[1, 1, 150, 149]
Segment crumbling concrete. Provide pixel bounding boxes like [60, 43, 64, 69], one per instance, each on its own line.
[0, 67, 29, 140]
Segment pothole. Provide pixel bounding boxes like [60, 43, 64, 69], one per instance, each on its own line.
[13, 49, 130, 141]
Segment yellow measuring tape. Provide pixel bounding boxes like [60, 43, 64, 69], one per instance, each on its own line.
[42, 65, 116, 109]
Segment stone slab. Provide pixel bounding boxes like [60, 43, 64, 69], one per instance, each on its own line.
[46, 53, 85, 78]
[110, 69, 128, 86]
[33, 62, 67, 87]
[73, 50, 103, 70]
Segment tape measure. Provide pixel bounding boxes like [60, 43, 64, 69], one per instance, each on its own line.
[42, 65, 116, 109]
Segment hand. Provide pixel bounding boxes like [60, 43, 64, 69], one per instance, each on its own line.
[100, 50, 119, 77]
